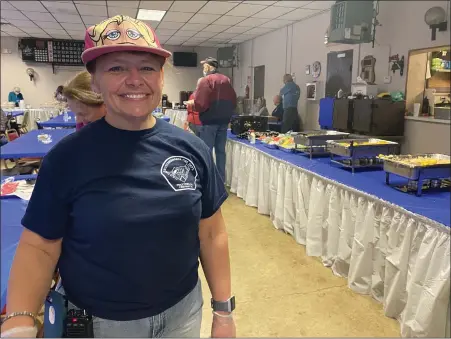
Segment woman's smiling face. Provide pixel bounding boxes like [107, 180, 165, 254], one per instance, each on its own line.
[91, 51, 163, 120]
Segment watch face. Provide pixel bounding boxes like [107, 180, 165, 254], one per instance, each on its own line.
[211, 296, 236, 312]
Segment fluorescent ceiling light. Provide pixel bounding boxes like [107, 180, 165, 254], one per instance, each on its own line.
[137, 9, 166, 21]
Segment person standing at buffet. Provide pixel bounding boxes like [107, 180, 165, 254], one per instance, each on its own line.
[54, 85, 67, 103]
[185, 78, 203, 136]
[189, 57, 237, 182]
[7, 87, 24, 107]
[279, 74, 300, 132]
[62, 71, 106, 130]
[1, 15, 235, 339]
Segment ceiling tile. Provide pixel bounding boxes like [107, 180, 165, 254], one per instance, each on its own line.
[243, 1, 277, 5]
[224, 26, 249, 34]
[194, 31, 217, 38]
[8, 1, 48, 12]
[53, 14, 83, 23]
[107, 6, 138, 18]
[214, 32, 238, 39]
[173, 30, 197, 37]
[170, 1, 207, 13]
[142, 20, 160, 29]
[246, 26, 273, 34]
[234, 33, 257, 39]
[166, 37, 187, 44]
[198, 1, 239, 14]
[70, 31, 86, 39]
[83, 15, 108, 25]
[60, 22, 86, 30]
[260, 19, 294, 28]
[158, 21, 185, 29]
[229, 39, 246, 44]
[236, 17, 269, 27]
[76, 4, 108, 16]
[107, 0, 140, 7]
[186, 37, 206, 42]
[252, 5, 293, 18]
[156, 28, 178, 35]
[202, 24, 230, 32]
[278, 8, 318, 20]
[213, 15, 246, 25]
[24, 12, 56, 22]
[302, 1, 335, 10]
[34, 21, 62, 29]
[51, 33, 71, 38]
[162, 11, 192, 23]
[30, 33, 51, 38]
[188, 13, 221, 24]
[2, 25, 22, 33]
[43, 28, 68, 34]
[74, 1, 106, 5]
[7, 19, 38, 27]
[274, 1, 312, 8]
[199, 42, 218, 47]
[139, 1, 173, 11]
[1, 10, 28, 20]
[42, 1, 78, 15]
[180, 23, 207, 31]
[0, 32, 11, 36]
[182, 41, 200, 46]
[20, 27, 46, 34]
[1, 1, 16, 10]
[207, 38, 229, 43]
[226, 3, 267, 17]
[5, 32, 29, 37]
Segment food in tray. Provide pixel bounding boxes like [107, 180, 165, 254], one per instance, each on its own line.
[335, 140, 392, 147]
[378, 154, 451, 167]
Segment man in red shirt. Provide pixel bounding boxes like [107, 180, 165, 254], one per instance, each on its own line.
[189, 57, 237, 182]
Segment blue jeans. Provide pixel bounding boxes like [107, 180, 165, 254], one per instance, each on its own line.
[198, 124, 228, 182]
[56, 280, 203, 338]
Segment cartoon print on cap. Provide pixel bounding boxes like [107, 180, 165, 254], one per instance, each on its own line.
[88, 15, 157, 48]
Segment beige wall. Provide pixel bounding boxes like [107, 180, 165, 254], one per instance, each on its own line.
[233, 0, 451, 153]
[1, 36, 218, 108]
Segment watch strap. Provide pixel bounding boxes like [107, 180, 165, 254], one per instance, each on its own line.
[211, 296, 235, 312]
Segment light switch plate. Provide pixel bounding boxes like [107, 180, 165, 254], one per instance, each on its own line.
[383, 76, 392, 84]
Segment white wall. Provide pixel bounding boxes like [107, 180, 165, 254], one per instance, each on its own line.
[0, 36, 218, 108]
[234, 0, 451, 130]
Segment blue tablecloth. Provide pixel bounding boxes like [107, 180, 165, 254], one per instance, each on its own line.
[40, 112, 76, 128]
[0, 129, 75, 159]
[4, 110, 25, 118]
[1, 199, 26, 310]
[228, 133, 450, 227]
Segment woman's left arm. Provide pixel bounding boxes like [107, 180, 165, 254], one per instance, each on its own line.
[199, 208, 235, 338]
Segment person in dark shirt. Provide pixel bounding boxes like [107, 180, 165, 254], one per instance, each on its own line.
[271, 95, 284, 121]
[189, 57, 237, 182]
[2, 15, 235, 339]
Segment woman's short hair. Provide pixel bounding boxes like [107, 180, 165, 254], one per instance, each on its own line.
[63, 71, 104, 106]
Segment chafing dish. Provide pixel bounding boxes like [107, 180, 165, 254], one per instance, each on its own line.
[381, 154, 451, 196]
[327, 138, 399, 173]
[293, 130, 349, 159]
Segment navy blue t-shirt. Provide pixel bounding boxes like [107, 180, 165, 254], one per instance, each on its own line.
[21, 117, 227, 321]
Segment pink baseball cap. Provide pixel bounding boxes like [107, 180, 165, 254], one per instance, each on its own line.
[81, 15, 171, 65]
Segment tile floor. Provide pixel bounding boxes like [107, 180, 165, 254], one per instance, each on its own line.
[199, 193, 400, 337]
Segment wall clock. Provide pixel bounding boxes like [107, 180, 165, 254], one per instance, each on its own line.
[312, 61, 321, 78]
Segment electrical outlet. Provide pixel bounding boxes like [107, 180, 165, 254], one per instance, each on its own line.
[383, 76, 392, 84]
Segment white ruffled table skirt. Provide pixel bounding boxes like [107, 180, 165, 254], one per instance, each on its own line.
[225, 139, 450, 338]
[165, 109, 187, 129]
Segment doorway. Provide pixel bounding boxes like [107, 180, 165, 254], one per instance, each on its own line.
[325, 50, 353, 97]
[253, 65, 265, 100]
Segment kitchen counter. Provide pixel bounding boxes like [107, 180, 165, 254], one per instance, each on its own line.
[402, 117, 450, 155]
[405, 115, 451, 124]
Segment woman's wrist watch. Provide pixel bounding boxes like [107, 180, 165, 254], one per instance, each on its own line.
[211, 296, 236, 313]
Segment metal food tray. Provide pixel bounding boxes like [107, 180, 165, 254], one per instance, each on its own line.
[294, 130, 350, 146]
[383, 154, 451, 180]
[327, 138, 399, 158]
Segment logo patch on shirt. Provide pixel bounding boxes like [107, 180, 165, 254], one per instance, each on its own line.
[161, 156, 198, 191]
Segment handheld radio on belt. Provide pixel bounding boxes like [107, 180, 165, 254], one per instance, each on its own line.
[63, 306, 94, 338]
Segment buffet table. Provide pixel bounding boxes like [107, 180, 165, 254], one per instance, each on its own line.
[165, 109, 187, 129]
[225, 133, 450, 338]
